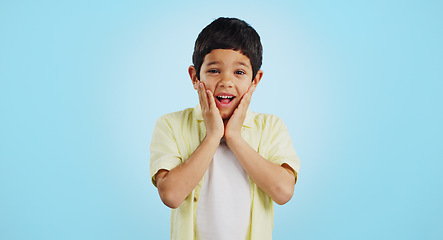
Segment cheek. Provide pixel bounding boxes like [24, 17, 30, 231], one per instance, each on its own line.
[237, 83, 252, 95]
[202, 81, 216, 92]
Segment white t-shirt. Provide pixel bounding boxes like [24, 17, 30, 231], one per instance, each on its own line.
[195, 139, 251, 240]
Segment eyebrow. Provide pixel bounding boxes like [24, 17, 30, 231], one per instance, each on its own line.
[235, 61, 250, 67]
[204, 61, 251, 68]
[205, 61, 221, 66]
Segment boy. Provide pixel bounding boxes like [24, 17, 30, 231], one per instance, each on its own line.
[150, 17, 300, 240]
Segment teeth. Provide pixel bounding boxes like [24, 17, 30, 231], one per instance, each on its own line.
[218, 96, 234, 99]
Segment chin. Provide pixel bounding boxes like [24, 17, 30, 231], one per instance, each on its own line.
[221, 115, 232, 120]
[220, 106, 237, 119]
[220, 112, 233, 120]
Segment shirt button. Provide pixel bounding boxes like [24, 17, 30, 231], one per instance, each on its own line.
[194, 197, 197, 202]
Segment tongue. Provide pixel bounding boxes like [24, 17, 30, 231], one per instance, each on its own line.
[220, 98, 231, 104]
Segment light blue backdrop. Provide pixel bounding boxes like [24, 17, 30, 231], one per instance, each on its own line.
[1, 0, 442, 239]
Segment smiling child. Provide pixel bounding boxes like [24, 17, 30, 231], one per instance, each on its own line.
[150, 17, 300, 240]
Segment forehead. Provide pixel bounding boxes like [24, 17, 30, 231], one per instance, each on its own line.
[202, 49, 252, 68]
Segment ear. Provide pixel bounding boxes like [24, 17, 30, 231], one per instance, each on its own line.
[252, 70, 263, 87]
[188, 65, 199, 90]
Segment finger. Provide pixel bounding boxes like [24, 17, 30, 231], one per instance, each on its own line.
[197, 82, 206, 110]
[238, 92, 251, 112]
[206, 89, 217, 111]
[248, 85, 256, 95]
[202, 83, 210, 110]
[241, 86, 254, 110]
[199, 82, 209, 110]
[243, 85, 255, 106]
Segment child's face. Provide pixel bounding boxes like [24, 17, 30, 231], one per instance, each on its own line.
[191, 49, 262, 120]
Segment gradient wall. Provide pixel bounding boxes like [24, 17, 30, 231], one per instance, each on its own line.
[1, 0, 442, 239]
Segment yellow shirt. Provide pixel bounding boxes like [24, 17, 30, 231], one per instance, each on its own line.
[150, 105, 300, 240]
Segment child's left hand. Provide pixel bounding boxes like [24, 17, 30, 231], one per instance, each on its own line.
[224, 85, 256, 140]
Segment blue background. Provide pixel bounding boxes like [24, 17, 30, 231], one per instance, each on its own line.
[1, 0, 442, 239]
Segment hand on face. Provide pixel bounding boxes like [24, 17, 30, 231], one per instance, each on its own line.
[224, 84, 256, 140]
[192, 49, 262, 141]
[198, 82, 255, 141]
[197, 81, 224, 141]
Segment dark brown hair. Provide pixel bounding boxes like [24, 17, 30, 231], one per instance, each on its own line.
[192, 17, 263, 80]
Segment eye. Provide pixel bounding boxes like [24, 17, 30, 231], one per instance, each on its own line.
[235, 70, 246, 75]
[208, 69, 220, 74]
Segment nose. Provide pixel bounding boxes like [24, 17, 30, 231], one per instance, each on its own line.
[218, 73, 234, 88]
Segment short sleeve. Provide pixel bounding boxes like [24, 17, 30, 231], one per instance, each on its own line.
[149, 116, 182, 187]
[259, 116, 300, 176]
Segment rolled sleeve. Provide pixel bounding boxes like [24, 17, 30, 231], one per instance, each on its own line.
[260, 116, 300, 175]
[150, 116, 182, 187]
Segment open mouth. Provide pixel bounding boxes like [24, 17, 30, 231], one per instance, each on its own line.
[216, 95, 235, 104]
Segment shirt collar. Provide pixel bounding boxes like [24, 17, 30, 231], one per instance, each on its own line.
[193, 104, 254, 128]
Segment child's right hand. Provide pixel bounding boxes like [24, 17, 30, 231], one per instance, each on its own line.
[197, 81, 224, 141]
